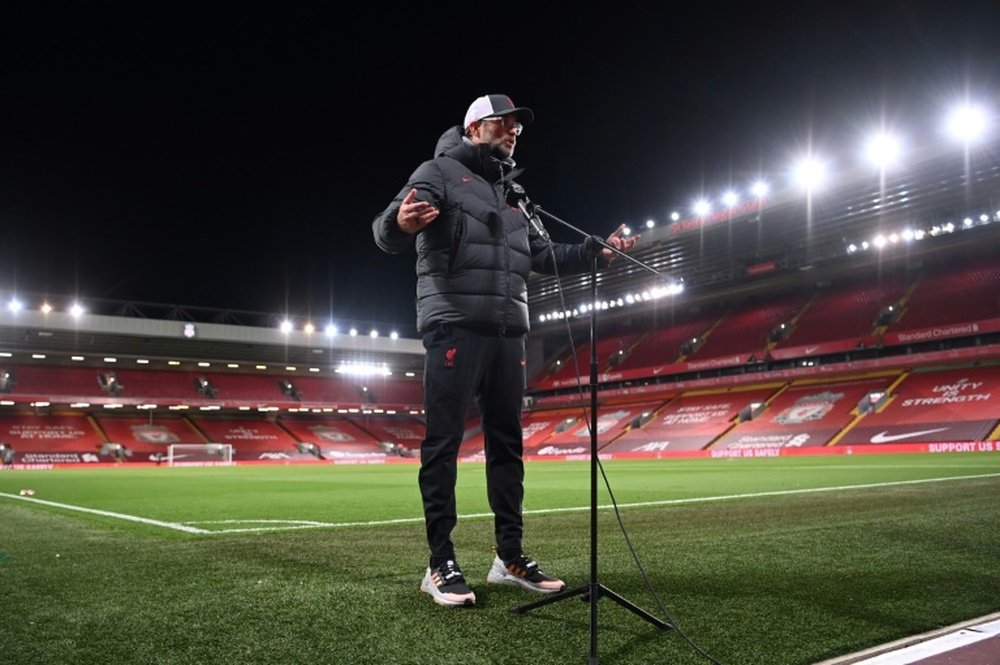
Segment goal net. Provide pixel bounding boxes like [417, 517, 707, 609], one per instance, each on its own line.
[166, 443, 234, 467]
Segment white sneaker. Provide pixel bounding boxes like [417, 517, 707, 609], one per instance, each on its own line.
[420, 560, 476, 607]
[486, 554, 566, 593]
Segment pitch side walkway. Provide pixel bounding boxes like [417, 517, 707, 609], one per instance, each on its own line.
[816, 613, 1000, 665]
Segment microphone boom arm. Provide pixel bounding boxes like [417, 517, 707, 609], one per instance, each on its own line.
[534, 205, 666, 279]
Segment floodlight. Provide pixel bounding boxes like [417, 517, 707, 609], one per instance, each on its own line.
[751, 180, 769, 198]
[69, 303, 85, 318]
[40, 303, 53, 314]
[390, 331, 399, 340]
[335, 362, 390, 377]
[645, 219, 655, 229]
[864, 132, 902, 169]
[279, 319, 293, 334]
[946, 103, 989, 144]
[670, 211, 680, 221]
[303, 322, 315, 334]
[370, 329, 379, 338]
[792, 156, 826, 191]
[693, 199, 710, 216]
[325, 323, 337, 337]
[7, 299, 22, 314]
[721, 191, 738, 207]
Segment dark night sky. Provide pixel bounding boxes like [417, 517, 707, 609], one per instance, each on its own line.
[2, 1, 998, 336]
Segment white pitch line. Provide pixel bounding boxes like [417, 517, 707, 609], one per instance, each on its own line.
[0, 492, 209, 534]
[3, 471, 998, 535]
[185, 516, 427, 534]
[542, 471, 1000, 514]
[192, 471, 1000, 534]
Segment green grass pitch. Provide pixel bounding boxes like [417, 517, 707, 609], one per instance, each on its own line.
[2, 453, 999, 664]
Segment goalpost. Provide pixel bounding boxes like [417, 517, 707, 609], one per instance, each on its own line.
[166, 443, 235, 467]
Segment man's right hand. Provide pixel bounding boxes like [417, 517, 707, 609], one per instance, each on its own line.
[397, 188, 439, 234]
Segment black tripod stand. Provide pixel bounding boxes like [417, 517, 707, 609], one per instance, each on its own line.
[511, 203, 674, 664]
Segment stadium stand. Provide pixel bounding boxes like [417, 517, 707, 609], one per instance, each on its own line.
[95, 416, 205, 460]
[836, 365, 1000, 446]
[3, 129, 1000, 466]
[880, 254, 1000, 347]
[603, 386, 780, 454]
[349, 415, 425, 457]
[524, 400, 664, 457]
[769, 273, 911, 360]
[684, 291, 809, 365]
[710, 374, 899, 451]
[5, 364, 115, 400]
[188, 417, 313, 462]
[606, 310, 720, 375]
[0, 413, 108, 464]
[277, 416, 392, 460]
[539, 332, 644, 387]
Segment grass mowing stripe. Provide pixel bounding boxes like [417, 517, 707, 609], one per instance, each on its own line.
[4, 467, 996, 536]
[0, 491, 209, 534]
[582, 470, 1000, 511]
[174, 470, 1000, 535]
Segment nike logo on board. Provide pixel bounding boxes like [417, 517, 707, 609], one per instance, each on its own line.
[869, 427, 950, 443]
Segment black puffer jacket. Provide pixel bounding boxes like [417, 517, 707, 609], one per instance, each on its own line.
[373, 126, 598, 335]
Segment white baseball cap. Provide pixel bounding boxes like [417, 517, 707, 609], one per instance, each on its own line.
[463, 94, 535, 129]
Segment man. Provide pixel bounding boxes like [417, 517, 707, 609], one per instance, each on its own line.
[373, 94, 635, 607]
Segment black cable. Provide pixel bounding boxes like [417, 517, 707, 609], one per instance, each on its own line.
[540, 234, 725, 665]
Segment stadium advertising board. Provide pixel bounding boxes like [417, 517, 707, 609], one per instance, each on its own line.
[836, 367, 1000, 446]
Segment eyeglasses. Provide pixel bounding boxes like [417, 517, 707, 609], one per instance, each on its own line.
[480, 115, 523, 136]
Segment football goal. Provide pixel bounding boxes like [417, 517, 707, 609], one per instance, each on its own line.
[166, 443, 234, 467]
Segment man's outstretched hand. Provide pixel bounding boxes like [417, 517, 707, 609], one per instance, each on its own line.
[396, 188, 439, 234]
[601, 224, 638, 262]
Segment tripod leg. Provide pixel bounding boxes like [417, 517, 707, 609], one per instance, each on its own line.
[595, 584, 672, 630]
[510, 584, 589, 614]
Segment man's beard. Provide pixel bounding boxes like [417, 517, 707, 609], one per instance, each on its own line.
[490, 141, 513, 161]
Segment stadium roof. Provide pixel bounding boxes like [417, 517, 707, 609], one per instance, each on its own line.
[0, 308, 426, 376]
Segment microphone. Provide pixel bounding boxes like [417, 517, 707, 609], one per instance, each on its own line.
[518, 199, 550, 242]
[508, 181, 550, 241]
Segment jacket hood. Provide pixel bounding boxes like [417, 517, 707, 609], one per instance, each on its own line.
[434, 125, 517, 183]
